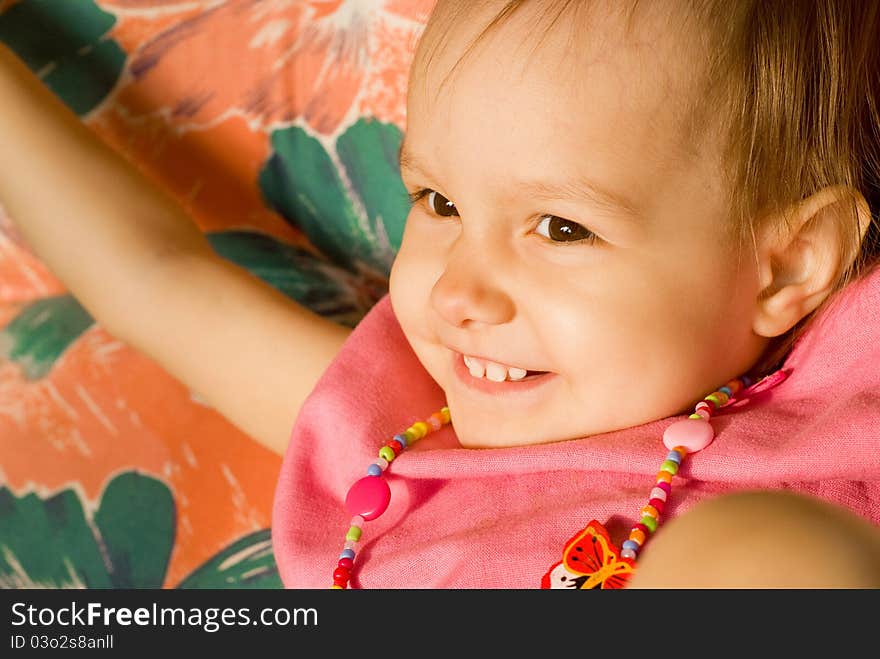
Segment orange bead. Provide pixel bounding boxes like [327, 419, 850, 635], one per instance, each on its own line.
[672, 446, 689, 459]
[640, 504, 659, 520]
[629, 528, 646, 545]
[725, 379, 742, 394]
[656, 470, 673, 484]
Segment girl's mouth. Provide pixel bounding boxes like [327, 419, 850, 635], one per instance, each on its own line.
[452, 353, 557, 398]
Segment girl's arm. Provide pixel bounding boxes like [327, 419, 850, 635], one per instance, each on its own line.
[0, 43, 351, 455]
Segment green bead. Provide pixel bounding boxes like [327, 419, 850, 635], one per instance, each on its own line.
[660, 459, 679, 475]
[379, 446, 396, 462]
[346, 525, 362, 542]
[641, 515, 658, 533]
[705, 394, 721, 407]
[403, 429, 417, 443]
[688, 413, 703, 420]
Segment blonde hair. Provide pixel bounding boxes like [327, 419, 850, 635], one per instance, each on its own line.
[412, 0, 880, 378]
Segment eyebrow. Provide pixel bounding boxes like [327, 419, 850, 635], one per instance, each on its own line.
[398, 140, 642, 219]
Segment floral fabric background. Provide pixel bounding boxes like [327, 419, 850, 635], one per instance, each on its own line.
[0, 0, 433, 588]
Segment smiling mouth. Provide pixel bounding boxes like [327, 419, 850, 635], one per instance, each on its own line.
[452, 352, 557, 397]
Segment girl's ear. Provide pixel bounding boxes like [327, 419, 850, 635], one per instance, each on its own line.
[752, 185, 871, 338]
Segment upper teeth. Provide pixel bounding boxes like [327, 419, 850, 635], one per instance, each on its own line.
[463, 355, 528, 382]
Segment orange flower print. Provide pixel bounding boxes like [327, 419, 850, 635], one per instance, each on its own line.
[114, 0, 436, 135]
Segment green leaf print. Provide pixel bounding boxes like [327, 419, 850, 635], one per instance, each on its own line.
[0, 295, 95, 380]
[176, 530, 281, 589]
[259, 125, 366, 273]
[0, 471, 172, 588]
[336, 118, 409, 266]
[206, 230, 370, 328]
[258, 119, 410, 279]
[0, 472, 282, 589]
[92, 472, 175, 589]
[0, 486, 114, 588]
[0, 0, 125, 115]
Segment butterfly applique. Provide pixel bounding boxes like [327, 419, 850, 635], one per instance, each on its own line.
[541, 520, 635, 589]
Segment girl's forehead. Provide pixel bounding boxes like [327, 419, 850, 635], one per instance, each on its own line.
[405, 2, 711, 194]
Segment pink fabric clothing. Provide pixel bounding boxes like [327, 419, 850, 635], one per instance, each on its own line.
[272, 265, 880, 588]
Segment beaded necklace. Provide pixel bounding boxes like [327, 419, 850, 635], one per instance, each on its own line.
[331, 372, 782, 589]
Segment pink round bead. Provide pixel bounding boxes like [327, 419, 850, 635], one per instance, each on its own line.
[662, 418, 715, 452]
[345, 476, 391, 521]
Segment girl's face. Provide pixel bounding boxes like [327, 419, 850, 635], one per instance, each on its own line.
[389, 2, 769, 448]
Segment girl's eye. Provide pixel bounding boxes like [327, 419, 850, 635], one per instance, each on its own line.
[407, 188, 458, 217]
[406, 188, 597, 245]
[428, 190, 458, 217]
[534, 215, 598, 245]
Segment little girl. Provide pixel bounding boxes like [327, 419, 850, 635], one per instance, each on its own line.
[2, 0, 879, 588]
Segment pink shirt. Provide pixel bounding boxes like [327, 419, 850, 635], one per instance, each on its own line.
[272, 266, 880, 588]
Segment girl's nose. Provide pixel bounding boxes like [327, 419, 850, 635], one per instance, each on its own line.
[429, 244, 515, 329]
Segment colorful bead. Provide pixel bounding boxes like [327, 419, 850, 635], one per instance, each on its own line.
[665, 450, 682, 465]
[632, 522, 649, 535]
[403, 429, 417, 444]
[640, 504, 659, 520]
[346, 526, 362, 542]
[333, 566, 351, 582]
[662, 418, 715, 452]
[649, 486, 667, 502]
[621, 548, 637, 560]
[345, 476, 392, 521]
[629, 528, 646, 545]
[660, 459, 679, 475]
[713, 391, 730, 406]
[350, 515, 364, 526]
[367, 464, 382, 476]
[648, 498, 665, 514]
[655, 481, 672, 496]
[412, 421, 429, 436]
[641, 515, 658, 533]
[343, 540, 358, 550]
[393, 433, 409, 447]
[407, 425, 424, 440]
[386, 439, 404, 454]
[428, 413, 444, 430]
[441, 407, 451, 423]
[622, 540, 640, 552]
[693, 409, 711, 420]
[338, 557, 354, 570]
[339, 548, 355, 560]
[719, 386, 732, 396]
[378, 446, 396, 462]
[695, 401, 712, 413]
[375, 457, 389, 471]
[689, 413, 704, 420]
[705, 393, 724, 408]
[331, 584, 343, 590]
[726, 379, 743, 393]
[656, 470, 673, 484]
